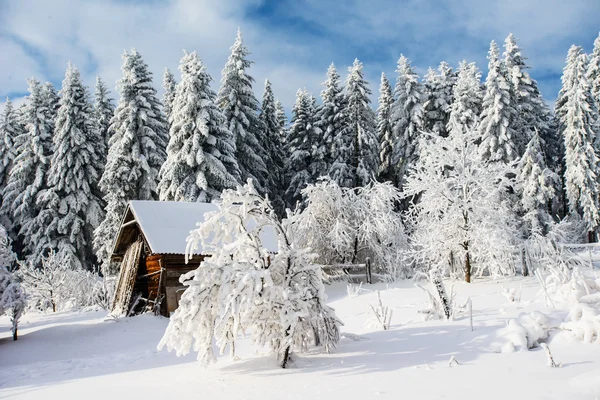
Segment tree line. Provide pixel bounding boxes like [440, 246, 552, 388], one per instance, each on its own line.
[0, 30, 599, 279]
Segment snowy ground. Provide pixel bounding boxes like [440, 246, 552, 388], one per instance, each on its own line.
[1, 277, 600, 399]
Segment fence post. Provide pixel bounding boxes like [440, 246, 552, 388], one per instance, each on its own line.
[366, 257, 372, 284]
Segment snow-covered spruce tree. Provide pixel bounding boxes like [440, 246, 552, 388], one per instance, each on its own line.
[292, 178, 409, 278]
[42, 82, 60, 125]
[404, 122, 519, 283]
[422, 61, 457, 138]
[315, 64, 346, 181]
[517, 131, 558, 235]
[25, 64, 105, 270]
[2, 79, 55, 259]
[93, 76, 115, 166]
[563, 53, 600, 240]
[0, 224, 24, 340]
[285, 89, 319, 208]
[587, 33, 600, 107]
[446, 61, 482, 145]
[158, 180, 341, 368]
[0, 99, 20, 203]
[343, 59, 378, 187]
[158, 51, 240, 203]
[555, 46, 585, 135]
[377, 72, 395, 183]
[275, 99, 288, 139]
[259, 79, 286, 216]
[217, 29, 268, 194]
[162, 67, 177, 126]
[94, 49, 168, 272]
[391, 55, 424, 189]
[479, 40, 520, 164]
[504, 33, 552, 157]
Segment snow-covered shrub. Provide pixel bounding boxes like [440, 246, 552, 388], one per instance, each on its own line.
[560, 304, 600, 344]
[292, 178, 408, 279]
[416, 271, 453, 320]
[0, 226, 25, 340]
[346, 282, 363, 298]
[159, 180, 342, 368]
[369, 290, 392, 330]
[500, 311, 552, 352]
[18, 250, 109, 312]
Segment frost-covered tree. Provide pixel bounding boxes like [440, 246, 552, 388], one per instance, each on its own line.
[315, 64, 346, 180]
[555, 46, 585, 134]
[517, 131, 558, 235]
[158, 180, 341, 368]
[42, 82, 59, 125]
[376, 72, 395, 183]
[562, 53, 600, 239]
[391, 55, 424, 188]
[26, 64, 105, 270]
[479, 40, 519, 164]
[217, 29, 268, 194]
[285, 89, 318, 207]
[0, 99, 20, 201]
[341, 59, 378, 187]
[2, 79, 54, 258]
[0, 224, 24, 340]
[587, 33, 600, 106]
[404, 122, 519, 283]
[93, 76, 115, 165]
[422, 61, 456, 138]
[447, 61, 482, 143]
[158, 51, 240, 203]
[504, 33, 552, 156]
[293, 178, 409, 278]
[162, 67, 177, 126]
[275, 100, 287, 139]
[259, 79, 286, 216]
[94, 49, 168, 271]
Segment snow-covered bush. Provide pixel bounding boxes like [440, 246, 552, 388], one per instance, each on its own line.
[292, 178, 408, 279]
[500, 311, 552, 352]
[369, 290, 392, 330]
[560, 304, 600, 344]
[0, 225, 25, 340]
[18, 250, 109, 312]
[159, 180, 342, 368]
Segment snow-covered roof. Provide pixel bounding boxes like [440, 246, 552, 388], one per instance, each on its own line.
[112, 200, 278, 256]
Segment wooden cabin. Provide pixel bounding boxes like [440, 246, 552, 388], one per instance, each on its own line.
[109, 200, 278, 317]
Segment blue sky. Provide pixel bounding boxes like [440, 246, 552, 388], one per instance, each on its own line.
[1, 0, 599, 113]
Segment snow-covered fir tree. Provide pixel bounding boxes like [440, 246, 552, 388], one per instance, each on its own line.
[376, 72, 395, 183]
[162, 68, 177, 126]
[422, 61, 457, 138]
[562, 52, 600, 239]
[446, 61, 482, 147]
[479, 40, 519, 164]
[159, 180, 341, 368]
[217, 29, 268, 194]
[26, 63, 105, 270]
[504, 33, 551, 156]
[587, 33, 600, 106]
[285, 89, 318, 207]
[314, 64, 345, 180]
[93, 76, 115, 165]
[259, 79, 286, 216]
[0, 99, 20, 202]
[275, 100, 287, 139]
[391, 55, 424, 188]
[158, 51, 240, 203]
[341, 59, 378, 187]
[555, 46, 585, 133]
[94, 49, 168, 271]
[0, 225, 24, 340]
[404, 115, 519, 282]
[2, 79, 55, 258]
[517, 131, 558, 235]
[42, 82, 60, 125]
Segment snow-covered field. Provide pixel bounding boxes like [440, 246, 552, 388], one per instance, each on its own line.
[1, 277, 600, 400]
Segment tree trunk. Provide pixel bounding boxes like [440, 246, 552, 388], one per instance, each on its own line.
[588, 231, 596, 243]
[281, 345, 291, 369]
[521, 247, 529, 277]
[12, 326, 17, 341]
[464, 243, 471, 283]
